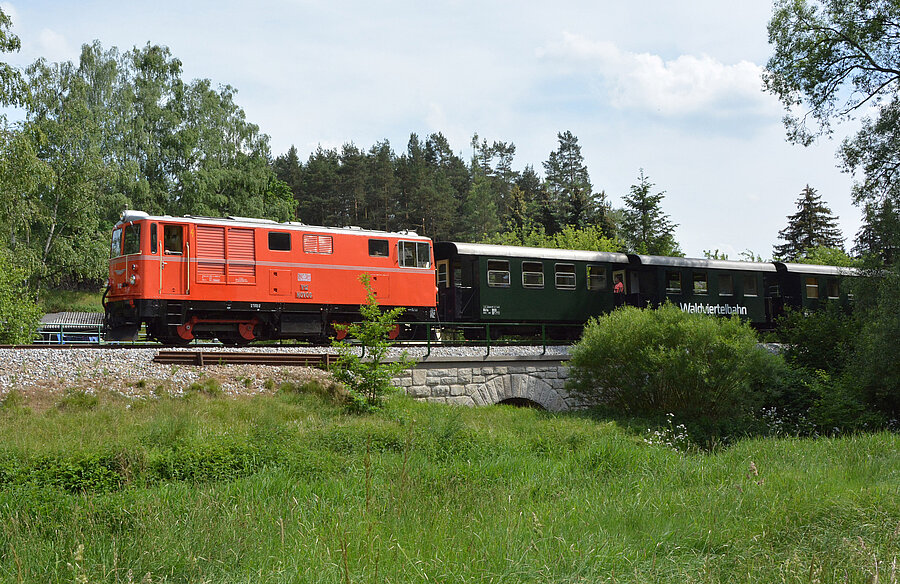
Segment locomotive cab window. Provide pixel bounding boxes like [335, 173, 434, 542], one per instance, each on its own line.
[123, 224, 141, 255]
[718, 274, 734, 296]
[555, 263, 576, 290]
[110, 228, 123, 257]
[164, 225, 183, 255]
[586, 265, 607, 290]
[693, 272, 708, 295]
[369, 239, 389, 257]
[268, 231, 291, 251]
[743, 275, 759, 297]
[522, 261, 544, 289]
[487, 260, 510, 287]
[666, 270, 682, 294]
[399, 241, 431, 268]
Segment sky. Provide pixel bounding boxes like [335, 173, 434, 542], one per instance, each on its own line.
[1, 0, 864, 258]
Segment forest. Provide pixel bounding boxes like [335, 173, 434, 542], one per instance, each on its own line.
[2, 12, 852, 293]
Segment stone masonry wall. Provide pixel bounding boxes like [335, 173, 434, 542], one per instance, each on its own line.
[392, 359, 576, 411]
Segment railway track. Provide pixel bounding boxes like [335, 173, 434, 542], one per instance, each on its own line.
[152, 350, 339, 368]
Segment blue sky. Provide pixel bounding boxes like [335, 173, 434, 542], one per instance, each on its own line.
[1, 0, 861, 258]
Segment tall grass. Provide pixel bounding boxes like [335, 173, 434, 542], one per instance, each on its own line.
[0, 390, 896, 582]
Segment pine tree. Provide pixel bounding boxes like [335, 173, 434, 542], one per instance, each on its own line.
[855, 199, 900, 265]
[542, 131, 597, 231]
[621, 170, 681, 256]
[773, 185, 844, 261]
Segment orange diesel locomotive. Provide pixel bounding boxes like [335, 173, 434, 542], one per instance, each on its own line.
[104, 211, 437, 344]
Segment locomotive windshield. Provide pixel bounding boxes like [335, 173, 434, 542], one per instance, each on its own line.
[110, 228, 123, 257]
[123, 224, 141, 255]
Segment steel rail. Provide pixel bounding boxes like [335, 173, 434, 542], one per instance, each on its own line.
[152, 350, 339, 368]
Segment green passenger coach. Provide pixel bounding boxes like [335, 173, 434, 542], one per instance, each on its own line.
[434, 242, 630, 336]
[433, 241, 859, 336]
[627, 255, 778, 324]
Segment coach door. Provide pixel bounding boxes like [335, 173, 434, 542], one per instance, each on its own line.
[160, 224, 189, 295]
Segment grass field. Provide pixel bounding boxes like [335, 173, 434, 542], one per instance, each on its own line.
[0, 388, 897, 583]
[38, 288, 105, 314]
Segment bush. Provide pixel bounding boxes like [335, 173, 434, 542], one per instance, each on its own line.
[331, 274, 414, 413]
[568, 304, 784, 437]
[775, 303, 854, 374]
[0, 247, 42, 344]
[844, 269, 900, 419]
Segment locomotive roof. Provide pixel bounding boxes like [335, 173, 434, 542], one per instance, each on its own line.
[116, 210, 430, 240]
[437, 241, 630, 263]
[630, 254, 778, 272]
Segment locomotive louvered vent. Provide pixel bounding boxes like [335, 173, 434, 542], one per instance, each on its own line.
[196, 226, 226, 279]
[228, 228, 256, 280]
[303, 234, 333, 254]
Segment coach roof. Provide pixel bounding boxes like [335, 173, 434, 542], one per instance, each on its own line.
[437, 241, 630, 263]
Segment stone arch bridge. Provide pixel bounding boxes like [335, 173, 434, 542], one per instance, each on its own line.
[392, 355, 576, 411]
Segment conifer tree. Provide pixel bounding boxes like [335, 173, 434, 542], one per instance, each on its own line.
[773, 185, 844, 261]
[542, 131, 596, 231]
[621, 170, 681, 256]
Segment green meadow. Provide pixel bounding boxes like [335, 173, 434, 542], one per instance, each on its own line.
[0, 388, 897, 583]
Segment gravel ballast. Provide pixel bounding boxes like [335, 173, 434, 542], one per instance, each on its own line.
[0, 345, 570, 404]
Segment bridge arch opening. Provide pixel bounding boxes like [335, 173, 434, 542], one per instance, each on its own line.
[497, 397, 545, 410]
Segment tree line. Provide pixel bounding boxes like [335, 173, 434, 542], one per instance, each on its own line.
[1, 2, 898, 301]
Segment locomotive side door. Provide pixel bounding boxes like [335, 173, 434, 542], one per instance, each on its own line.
[160, 224, 188, 295]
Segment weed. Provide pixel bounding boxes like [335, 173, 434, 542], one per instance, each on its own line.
[185, 376, 222, 397]
[56, 389, 99, 411]
[0, 390, 25, 411]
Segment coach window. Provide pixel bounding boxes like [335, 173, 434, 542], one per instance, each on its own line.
[718, 274, 734, 296]
[665, 270, 681, 294]
[369, 238, 389, 257]
[164, 225, 183, 255]
[693, 272, 708, 295]
[587, 265, 607, 290]
[110, 228, 123, 257]
[123, 224, 141, 256]
[743, 275, 759, 297]
[827, 279, 840, 299]
[268, 231, 291, 252]
[487, 260, 510, 287]
[555, 263, 576, 290]
[522, 261, 544, 289]
[806, 277, 819, 299]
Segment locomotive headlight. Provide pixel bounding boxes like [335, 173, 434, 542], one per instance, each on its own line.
[129, 275, 137, 286]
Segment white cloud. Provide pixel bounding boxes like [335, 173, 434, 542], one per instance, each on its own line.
[538, 31, 774, 117]
[35, 28, 72, 62]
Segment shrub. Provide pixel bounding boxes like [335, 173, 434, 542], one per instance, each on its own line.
[568, 304, 784, 435]
[844, 269, 900, 419]
[331, 274, 414, 413]
[0, 247, 42, 344]
[775, 303, 854, 374]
